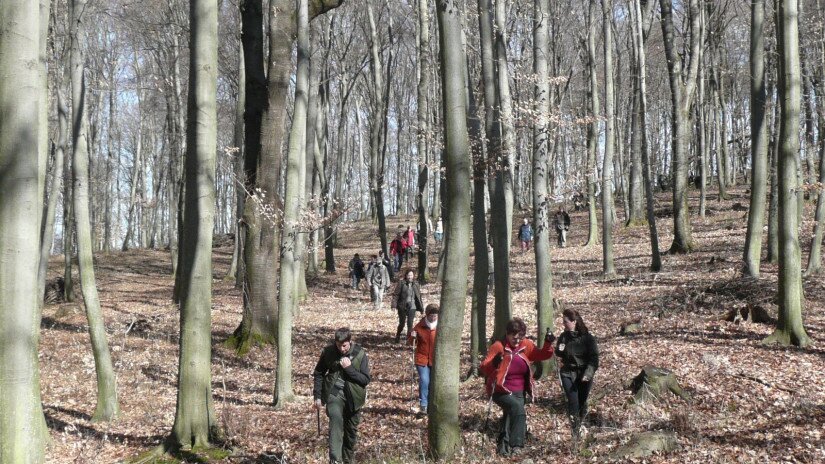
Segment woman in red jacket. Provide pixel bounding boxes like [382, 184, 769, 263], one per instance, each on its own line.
[407, 304, 439, 414]
[480, 317, 555, 456]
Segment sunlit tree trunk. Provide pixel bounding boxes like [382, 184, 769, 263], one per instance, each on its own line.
[584, 0, 600, 248]
[601, 0, 616, 277]
[744, 0, 769, 278]
[0, 0, 48, 459]
[764, 0, 810, 347]
[167, 0, 219, 449]
[429, 1, 471, 458]
[70, 0, 120, 422]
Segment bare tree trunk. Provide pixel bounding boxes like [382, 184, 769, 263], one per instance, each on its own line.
[584, 0, 600, 248]
[0, 0, 49, 458]
[70, 0, 120, 422]
[228, 25, 245, 284]
[744, 0, 769, 278]
[429, 1, 471, 457]
[39, 91, 68, 307]
[601, 0, 616, 277]
[764, 0, 811, 347]
[416, 0, 431, 283]
[166, 0, 219, 449]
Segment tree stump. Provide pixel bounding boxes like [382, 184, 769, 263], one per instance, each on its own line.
[724, 304, 774, 324]
[620, 320, 641, 335]
[610, 431, 678, 459]
[630, 366, 690, 403]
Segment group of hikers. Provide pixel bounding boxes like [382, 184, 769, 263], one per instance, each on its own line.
[517, 206, 572, 250]
[312, 304, 599, 462]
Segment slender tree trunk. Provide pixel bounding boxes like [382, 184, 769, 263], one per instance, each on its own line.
[39, 92, 68, 307]
[228, 27, 246, 283]
[584, 0, 600, 248]
[167, 0, 219, 449]
[0, 0, 49, 459]
[764, 0, 810, 347]
[634, 0, 661, 271]
[532, 0, 555, 379]
[416, 0, 431, 283]
[273, 0, 309, 408]
[660, 0, 700, 253]
[744, 0, 769, 278]
[70, 0, 120, 422]
[804, 8, 825, 275]
[429, 1, 471, 457]
[601, 0, 616, 277]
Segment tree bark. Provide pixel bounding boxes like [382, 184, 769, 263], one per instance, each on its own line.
[70, 0, 120, 422]
[601, 0, 616, 277]
[167, 0, 219, 448]
[0, 0, 49, 459]
[744, 0, 769, 278]
[532, 0, 555, 379]
[429, 1, 471, 458]
[764, 0, 811, 347]
[416, 0, 431, 283]
[274, 0, 310, 408]
[584, 0, 600, 248]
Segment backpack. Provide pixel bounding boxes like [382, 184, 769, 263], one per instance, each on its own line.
[371, 265, 385, 287]
[354, 259, 365, 278]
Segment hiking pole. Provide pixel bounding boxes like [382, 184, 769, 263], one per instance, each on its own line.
[316, 408, 321, 438]
[411, 335, 418, 412]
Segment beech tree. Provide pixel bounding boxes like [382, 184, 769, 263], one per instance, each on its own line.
[0, 0, 49, 460]
[429, 0, 471, 458]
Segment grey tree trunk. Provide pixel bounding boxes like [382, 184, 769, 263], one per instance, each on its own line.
[70, 0, 120, 422]
[227, 27, 245, 284]
[0, 0, 49, 459]
[633, 0, 661, 271]
[601, 0, 616, 277]
[429, 1, 471, 458]
[416, 0, 431, 283]
[584, 0, 600, 248]
[274, 0, 310, 408]
[39, 91, 68, 307]
[167, 0, 219, 449]
[744, 0, 769, 278]
[532, 0, 555, 379]
[765, 0, 811, 347]
[804, 13, 825, 275]
[659, 0, 700, 253]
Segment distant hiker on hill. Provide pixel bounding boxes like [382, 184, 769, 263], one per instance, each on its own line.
[348, 253, 365, 290]
[313, 327, 371, 464]
[481, 318, 555, 457]
[366, 255, 390, 310]
[555, 308, 599, 439]
[434, 217, 443, 244]
[390, 233, 405, 272]
[554, 206, 571, 248]
[392, 269, 423, 343]
[517, 218, 533, 252]
[407, 304, 439, 415]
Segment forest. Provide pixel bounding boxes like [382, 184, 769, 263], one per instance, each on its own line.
[0, 0, 823, 462]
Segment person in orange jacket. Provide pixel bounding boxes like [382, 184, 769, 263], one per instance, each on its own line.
[480, 317, 556, 457]
[407, 304, 439, 414]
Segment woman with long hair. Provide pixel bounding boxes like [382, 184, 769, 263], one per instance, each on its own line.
[555, 308, 599, 438]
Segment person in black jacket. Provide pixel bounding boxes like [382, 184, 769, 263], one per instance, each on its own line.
[555, 308, 599, 438]
[391, 269, 424, 343]
[313, 327, 371, 464]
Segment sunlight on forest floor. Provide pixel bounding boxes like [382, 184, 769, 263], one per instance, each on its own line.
[40, 188, 824, 463]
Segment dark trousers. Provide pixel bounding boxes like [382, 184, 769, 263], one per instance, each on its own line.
[561, 372, 592, 419]
[395, 306, 416, 341]
[493, 391, 526, 454]
[326, 394, 361, 463]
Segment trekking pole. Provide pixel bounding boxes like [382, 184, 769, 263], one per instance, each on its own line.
[411, 335, 418, 412]
[316, 408, 321, 438]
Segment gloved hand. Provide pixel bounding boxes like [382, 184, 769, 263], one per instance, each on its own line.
[545, 329, 556, 345]
[492, 353, 503, 368]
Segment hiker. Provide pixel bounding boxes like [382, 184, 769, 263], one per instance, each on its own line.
[391, 269, 423, 343]
[517, 218, 533, 252]
[404, 225, 416, 260]
[313, 327, 371, 464]
[389, 233, 405, 272]
[407, 304, 439, 415]
[348, 253, 365, 290]
[480, 317, 555, 457]
[366, 255, 390, 310]
[555, 308, 599, 439]
[434, 217, 443, 244]
[554, 206, 571, 248]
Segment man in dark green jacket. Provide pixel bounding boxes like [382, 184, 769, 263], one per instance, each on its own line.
[313, 327, 371, 464]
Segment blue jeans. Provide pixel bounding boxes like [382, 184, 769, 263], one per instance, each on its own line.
[416, 365, 431, 407]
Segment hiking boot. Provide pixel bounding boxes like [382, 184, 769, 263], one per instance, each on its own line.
[421, 405, 427, 414]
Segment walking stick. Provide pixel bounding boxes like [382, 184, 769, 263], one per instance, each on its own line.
[316, 408, 321, 438]
[411, 335, 418, 412]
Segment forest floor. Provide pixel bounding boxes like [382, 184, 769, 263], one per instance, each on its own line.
[41, 187, 824, 463]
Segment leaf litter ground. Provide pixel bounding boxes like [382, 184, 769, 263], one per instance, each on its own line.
[40, 188, 824, 463]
